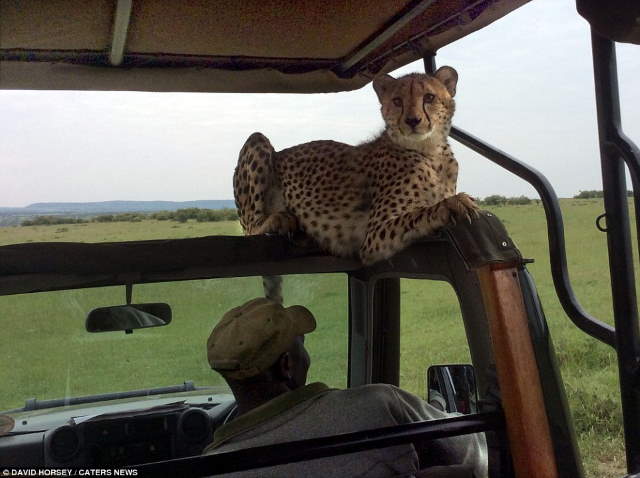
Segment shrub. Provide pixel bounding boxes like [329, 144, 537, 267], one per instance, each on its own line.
[112, 213, 144, 222]
[167, 207, 238, 222]
[506, 195, 532, 205]
[150, 211, 173, 221]
[574, 190, 633, 198]
[22, 216, 87, 226]
[25, 208, 240, 226]
[477, 195, 534, 206]
[481, 195, 507, 206]
[574, 190, 603, 199]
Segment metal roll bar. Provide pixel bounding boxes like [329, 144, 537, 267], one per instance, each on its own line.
[423, 54, 616, 348]
[425, 30, 640, 472]
[449, 126, 616, 347]
[136, 412, 504, 476]
[590, 30, 640, 474]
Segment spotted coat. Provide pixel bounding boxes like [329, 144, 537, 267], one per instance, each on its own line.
[233, 67, 478, 267]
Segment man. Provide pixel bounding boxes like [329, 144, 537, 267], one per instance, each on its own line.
[204, 298, 487, 478]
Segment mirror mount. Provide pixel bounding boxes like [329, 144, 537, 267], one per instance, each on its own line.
[125, 284, 133, 333]
[427, 364, 478, 415]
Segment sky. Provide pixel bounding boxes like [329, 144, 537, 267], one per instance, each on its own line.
[1, 0, 639, 208]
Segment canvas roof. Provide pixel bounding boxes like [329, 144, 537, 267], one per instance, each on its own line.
[0, 0, 529, 93]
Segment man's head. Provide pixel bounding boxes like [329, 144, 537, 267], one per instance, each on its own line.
[207, 298, 315, 391]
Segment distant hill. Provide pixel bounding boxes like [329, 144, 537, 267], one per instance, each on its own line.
[0, 200, 236, 226]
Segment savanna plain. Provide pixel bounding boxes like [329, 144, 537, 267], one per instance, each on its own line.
[0, 199, 631, 477]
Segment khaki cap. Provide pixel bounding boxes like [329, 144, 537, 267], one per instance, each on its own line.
[207, 298, 316, 380]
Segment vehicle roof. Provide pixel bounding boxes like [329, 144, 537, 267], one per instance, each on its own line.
[0, 0, 529, 93]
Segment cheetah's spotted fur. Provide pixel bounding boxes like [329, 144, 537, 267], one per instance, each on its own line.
[233, 67, 478, 298]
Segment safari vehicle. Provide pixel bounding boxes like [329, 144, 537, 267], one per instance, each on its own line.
[1, 1, 639, 477]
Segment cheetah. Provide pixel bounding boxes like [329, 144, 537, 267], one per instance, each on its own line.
[233, 66, 478, 301]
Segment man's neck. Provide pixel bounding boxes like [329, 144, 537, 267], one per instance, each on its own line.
[231, 382, 292, 416]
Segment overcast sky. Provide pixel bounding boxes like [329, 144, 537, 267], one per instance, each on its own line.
[1, 0, 638, 208]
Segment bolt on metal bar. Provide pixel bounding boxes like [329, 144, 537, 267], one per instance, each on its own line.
[591, 30, 640, 474]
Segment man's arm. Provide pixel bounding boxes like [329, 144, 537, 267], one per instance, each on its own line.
[388, 385, 488, 478]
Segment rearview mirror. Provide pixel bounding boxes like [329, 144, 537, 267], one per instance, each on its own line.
[427, 364, 477, 415]
[86, 303, 172, 333]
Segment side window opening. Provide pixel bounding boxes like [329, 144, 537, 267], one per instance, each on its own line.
[399, 279, 471, 399]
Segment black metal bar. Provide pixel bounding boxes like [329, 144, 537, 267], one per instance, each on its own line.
[347, 276, 372, 387]
[518, 268, 585, 478]
[337, 0, 437, 74]
[135, 412, 503, 477]
[423, 53, 436, 74]
[20, 381, 196, 411]
[449, 126, 616, 347]
[372, 278, 401, 385]
[607, 131, 640, 261]
[591, 30, 640, 473]
[422, 53, 614, 347]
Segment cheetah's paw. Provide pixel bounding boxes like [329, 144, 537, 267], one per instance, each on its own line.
[442, 193, 480, 225]
[255, 212, 299, 236]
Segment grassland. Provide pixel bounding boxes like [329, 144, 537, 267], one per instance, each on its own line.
[0, 199, 631, 477]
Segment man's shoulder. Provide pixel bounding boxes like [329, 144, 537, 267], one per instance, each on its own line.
[324, 383, 404, 404]
[324, 383, 446, 422]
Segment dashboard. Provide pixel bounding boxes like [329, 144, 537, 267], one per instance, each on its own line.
[0, 397, 236, 467]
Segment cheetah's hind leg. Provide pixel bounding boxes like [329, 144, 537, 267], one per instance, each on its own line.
[233, 132, 298, 236]
[233, 133, 297, 304]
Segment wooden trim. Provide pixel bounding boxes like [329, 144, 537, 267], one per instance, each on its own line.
[477, 265, 558, 478]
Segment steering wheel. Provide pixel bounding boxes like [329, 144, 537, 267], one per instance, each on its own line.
[208, 400, 238, 431]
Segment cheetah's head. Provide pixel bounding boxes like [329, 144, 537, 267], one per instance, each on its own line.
[373, 67, 457, 148]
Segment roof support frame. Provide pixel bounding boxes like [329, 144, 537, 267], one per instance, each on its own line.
[109, 0, 133, 66]
[591, 29, 640, 474]
[350, 0, 489, 77]
[336, 0, 436, 75]
[424, 53, 617, 348]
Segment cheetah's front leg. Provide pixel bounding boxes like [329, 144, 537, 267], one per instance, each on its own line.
[359, 193, 478, 265]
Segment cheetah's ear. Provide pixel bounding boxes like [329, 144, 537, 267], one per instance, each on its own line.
[372, 74, 396, 102]
[434, 66, 458, 97]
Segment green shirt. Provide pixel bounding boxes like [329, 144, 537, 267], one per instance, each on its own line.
[203, 382, 487, 478]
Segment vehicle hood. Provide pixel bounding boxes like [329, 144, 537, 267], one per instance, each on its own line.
[2, 388, 233, 434]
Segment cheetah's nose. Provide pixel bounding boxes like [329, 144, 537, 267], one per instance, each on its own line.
[405, 117, 422, 128]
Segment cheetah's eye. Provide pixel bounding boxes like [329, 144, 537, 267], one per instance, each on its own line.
[423, 93, 435, 104]
[392, 97, 403, 107]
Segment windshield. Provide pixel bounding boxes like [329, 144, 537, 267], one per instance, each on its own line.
[0, 273, 348, 415]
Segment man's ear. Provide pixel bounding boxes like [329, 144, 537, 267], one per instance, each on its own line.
[372, 74, 396, 102]
[434, 66, 458, 97]
[276, 352, 293, 381]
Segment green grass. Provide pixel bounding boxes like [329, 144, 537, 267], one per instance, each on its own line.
[0, 219, 245, 244]
[0, 200, 630, 477]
